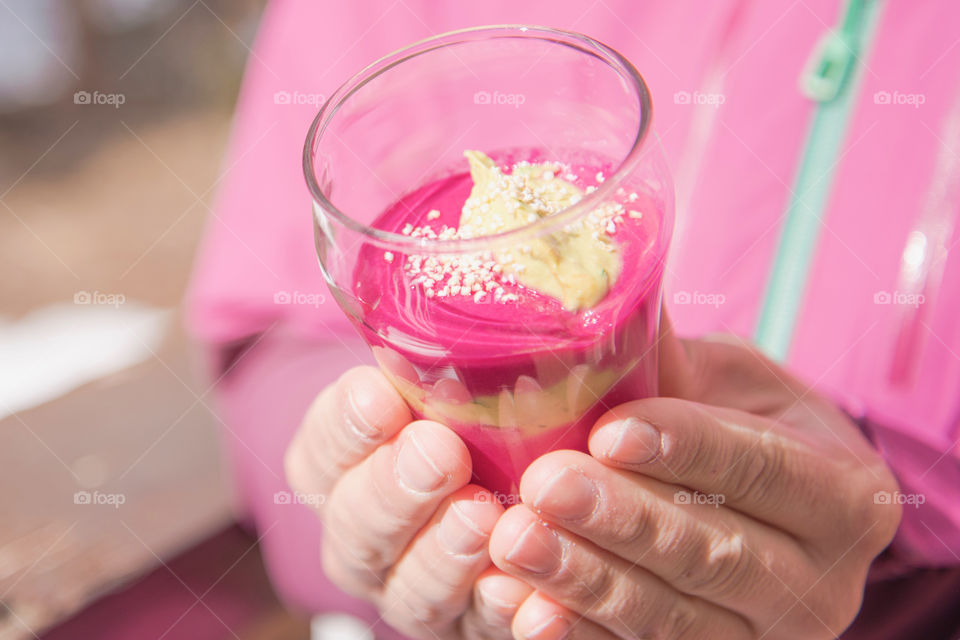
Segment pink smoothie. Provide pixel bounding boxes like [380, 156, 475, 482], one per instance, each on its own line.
[350, 151, 666, 499]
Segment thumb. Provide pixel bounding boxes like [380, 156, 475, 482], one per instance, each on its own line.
[655, 305, 808, 411]
[656, 304, 702, 399]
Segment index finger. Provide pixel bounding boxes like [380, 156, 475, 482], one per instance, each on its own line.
[285, 365, 412, 500]
[588, 397, 850, 537]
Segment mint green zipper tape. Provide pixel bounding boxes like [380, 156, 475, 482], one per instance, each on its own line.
[754, 0, 883, 361]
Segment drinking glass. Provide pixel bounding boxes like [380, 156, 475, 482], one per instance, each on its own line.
[304, 25, 674, 499]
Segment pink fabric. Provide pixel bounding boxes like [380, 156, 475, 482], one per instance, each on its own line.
[211, 327, 403, 635]
[186, 0, 960, 625]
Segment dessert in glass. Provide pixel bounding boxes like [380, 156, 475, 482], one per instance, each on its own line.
[304, 26, 674, 499]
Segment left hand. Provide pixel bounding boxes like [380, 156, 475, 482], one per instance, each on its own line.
[489, 314, 902, 639]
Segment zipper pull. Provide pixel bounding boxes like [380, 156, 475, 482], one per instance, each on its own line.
[799, 0, 867, 103]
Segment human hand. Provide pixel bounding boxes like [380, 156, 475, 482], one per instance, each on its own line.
[489, 317, 901, 639]
[285, 366, 533, 639]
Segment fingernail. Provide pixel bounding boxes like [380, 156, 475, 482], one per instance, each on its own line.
[606, 417, 661, 464]
[525, 614, 570, 640]
[397, 432, 446, 492]
[506, 521, 561, 574]
[345, 388, 380, 439]
[533, 466, 596, 520]
[438, 502, 487, 555]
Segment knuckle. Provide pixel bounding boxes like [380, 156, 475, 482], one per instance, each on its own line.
[369, 462, 436, 533]
[321, 537, 377, 598]
[284, 433, 336, 500]
[607, 498, 655, 549]
[473, 594, 517, 628]
[461, 608, 515, 640]
[372, 494, 426, 537]
[678, 530, 749, 596]
[661, 403, 713, 477]
[610, 573, 697, 639]
[827, 472, 901, 555]
[324, 489, 392, 572]
[380, 590, 450, 636]
[405, 598, 450, 626]
[413, 547, 474, 595]
[728, 431, 782, 504]
[657, 601, 699, 639]
[378, 536, 480, 635]
[566, 561, 619, 622]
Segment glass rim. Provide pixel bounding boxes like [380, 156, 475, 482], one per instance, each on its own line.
[303, 24, 654, 254]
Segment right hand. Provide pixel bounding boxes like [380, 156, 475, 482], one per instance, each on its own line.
[284, 366, 532, 639]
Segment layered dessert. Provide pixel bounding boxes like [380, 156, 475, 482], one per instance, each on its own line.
[351, 149, 666, 498]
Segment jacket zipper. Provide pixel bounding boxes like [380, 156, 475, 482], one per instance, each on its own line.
[754, 0, 883, 361]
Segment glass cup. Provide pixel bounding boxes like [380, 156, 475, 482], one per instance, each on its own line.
[304, 25, 674, 499]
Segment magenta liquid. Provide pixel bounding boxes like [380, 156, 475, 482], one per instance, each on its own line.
[350, 151, 666, 499]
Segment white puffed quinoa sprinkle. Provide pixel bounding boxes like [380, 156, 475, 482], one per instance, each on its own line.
[389, 159, 646, 305]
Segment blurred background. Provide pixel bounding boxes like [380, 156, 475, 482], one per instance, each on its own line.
[0, 1, 315, 638]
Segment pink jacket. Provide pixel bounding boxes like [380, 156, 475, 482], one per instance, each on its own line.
[187, 1, 960, 635]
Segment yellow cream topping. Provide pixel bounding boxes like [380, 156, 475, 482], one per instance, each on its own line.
[458, 151, 621, 311]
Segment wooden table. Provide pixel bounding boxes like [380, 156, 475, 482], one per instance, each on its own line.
[0, 327, 234, 639]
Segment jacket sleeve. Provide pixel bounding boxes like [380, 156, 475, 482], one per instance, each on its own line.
[858, 411, 960, 573]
